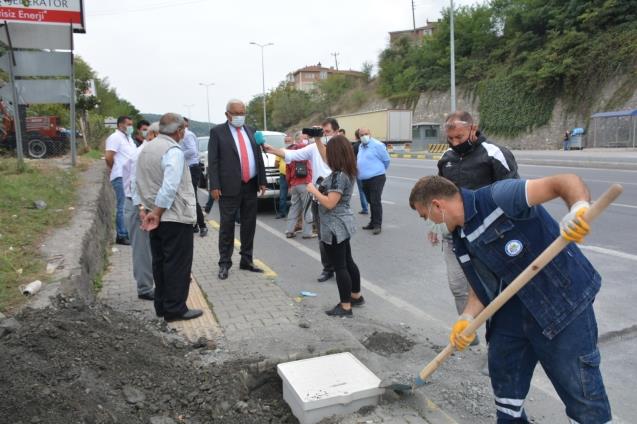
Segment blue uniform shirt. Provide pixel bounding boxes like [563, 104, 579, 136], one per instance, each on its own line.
[452, 179, 601, 339]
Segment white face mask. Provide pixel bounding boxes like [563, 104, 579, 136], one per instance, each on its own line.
[360, 135, 371, 144]
[427, 204, 450, 236]
[320, 136, 330, 144]
[230, 115, 245, 128]
[125, 125, 134, 137]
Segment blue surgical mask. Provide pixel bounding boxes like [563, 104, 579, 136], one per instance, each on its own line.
[230, 115, 245, 128]
[126, 126, 134, 137]
[360, 135, 371, 144]
[141, 130, 148, 138]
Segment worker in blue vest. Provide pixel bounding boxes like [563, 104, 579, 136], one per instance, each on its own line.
[409, 174, 611, 423]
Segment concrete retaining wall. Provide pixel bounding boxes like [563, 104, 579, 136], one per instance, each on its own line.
[40, 161, 115, 303]
[352, 76, 637, 150]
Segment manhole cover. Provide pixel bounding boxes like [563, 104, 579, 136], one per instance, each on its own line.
[361, 331, 415, 356]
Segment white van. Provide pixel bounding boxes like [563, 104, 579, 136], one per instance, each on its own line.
[196, 130, 287, 203]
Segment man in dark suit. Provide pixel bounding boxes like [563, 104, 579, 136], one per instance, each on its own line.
[208, 99, 267, 280]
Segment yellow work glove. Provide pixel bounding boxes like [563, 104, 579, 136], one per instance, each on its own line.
[560, 201, 590, 243]
[449, 314, 476, 351]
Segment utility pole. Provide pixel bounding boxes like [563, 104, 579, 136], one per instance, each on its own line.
[250, 41, 274, 130]
[198, 82, 214, 131]
[411, 0, 416, 34]
[449, 0, 457, 112]
[330, 52, 340, 70]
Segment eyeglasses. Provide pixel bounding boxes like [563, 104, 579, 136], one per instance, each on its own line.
[444, 120, 471, 130]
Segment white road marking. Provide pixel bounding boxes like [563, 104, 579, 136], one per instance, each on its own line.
[255, 219, 450, 329]
[381, 200, 396, 205]
[580, 245, 637, 262]
[387, 175, 418, 182]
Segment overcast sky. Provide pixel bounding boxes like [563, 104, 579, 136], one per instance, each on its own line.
[76, 0, 479, 124]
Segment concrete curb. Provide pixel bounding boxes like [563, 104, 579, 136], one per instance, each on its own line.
[38, 161, 115, 305]
[389, 152, 443, 161]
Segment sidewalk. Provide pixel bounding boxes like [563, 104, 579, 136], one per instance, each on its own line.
[98, 220, 459, 424]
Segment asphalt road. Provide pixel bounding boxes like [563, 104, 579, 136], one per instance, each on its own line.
[202, 157, 637, 423]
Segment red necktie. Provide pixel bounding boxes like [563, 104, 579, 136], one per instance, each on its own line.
[236, 128, 250, 182]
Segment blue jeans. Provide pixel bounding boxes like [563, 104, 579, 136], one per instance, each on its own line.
[111, 177, 128, 238]
[278, 174, 288, 216]
[357, 178, 368, 213]
[488, 297, 611, 423]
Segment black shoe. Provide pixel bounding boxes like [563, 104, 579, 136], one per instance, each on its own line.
[218, 266, 229, 280]
[155, 311, 164, 318]
[138, 291, 154, 301]
[164, 309, 203, 322]
[325, 304, 353, 318]
[359, 210, 369, 215]
[372, 227, 382, 235]
[193, 225, 199, 234]
[362, 224, 374, 230]
[204, 205, 211, 214]
[199, 226, 208, 237]
[239, 263, 264, 273]
[275, 213, 286, 219]
[317, 271, 334, 282]
[116, 236, 131, 245]
[350, 296, 365, 307]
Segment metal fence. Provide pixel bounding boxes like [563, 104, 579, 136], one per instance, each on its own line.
[0, 105, 76, 164]
[589, 109, 637, 148]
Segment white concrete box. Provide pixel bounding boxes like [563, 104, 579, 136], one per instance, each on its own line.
[277, 352, 383, 424]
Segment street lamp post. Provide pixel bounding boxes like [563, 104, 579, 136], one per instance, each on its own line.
[198, 82, 215, 131]
[449, 0, 457, 112]
[249, 41, 273, 130]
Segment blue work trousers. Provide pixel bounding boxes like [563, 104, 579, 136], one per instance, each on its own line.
[356, 178, 368, 213]
[488, 298, 611, 423]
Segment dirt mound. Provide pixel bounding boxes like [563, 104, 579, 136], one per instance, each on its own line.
[361, 331, 415, 356]
[0, 296, 296, 423]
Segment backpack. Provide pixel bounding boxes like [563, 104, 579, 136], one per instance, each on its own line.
[293, 160, 308, 178]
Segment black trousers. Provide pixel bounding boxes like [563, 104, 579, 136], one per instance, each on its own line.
[312, 199, 334, 273]
[149, 221, 193, 318]
[322, 236, 360, 303]
[218, 178, 258, 268]
[362, 174, 386, 228]
[189, 165, 206, 228]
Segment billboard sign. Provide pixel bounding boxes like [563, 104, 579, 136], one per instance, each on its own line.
[0, 0, 85, 32]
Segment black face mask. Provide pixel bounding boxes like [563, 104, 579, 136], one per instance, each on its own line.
[449, 138, 474, 155]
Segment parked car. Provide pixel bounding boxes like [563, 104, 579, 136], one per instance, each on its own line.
[196, 130, 288, 204]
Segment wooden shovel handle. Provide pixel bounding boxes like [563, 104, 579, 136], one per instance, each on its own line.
[418, 184, 624, 382]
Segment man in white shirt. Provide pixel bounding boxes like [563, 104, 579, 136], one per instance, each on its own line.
[105, 116, 138, 245]
[183, 117, 208, 237]
[264, 117, 338, 282]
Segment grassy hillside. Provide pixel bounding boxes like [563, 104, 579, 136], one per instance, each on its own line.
[142, 114, 213, 137]
[377, 0, 637, 137]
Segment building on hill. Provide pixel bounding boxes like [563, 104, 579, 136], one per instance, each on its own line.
[389, 20, 439, 44]
[286, 63, 366, 92]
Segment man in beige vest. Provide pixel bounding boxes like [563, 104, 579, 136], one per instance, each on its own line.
[135, 113, 202, 322]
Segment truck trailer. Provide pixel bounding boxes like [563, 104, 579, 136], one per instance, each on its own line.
[333, 109, 412, 144]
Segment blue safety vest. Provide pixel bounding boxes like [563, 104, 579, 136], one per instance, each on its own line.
[452, 185, 601, 339]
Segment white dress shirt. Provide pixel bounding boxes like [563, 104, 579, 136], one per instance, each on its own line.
[228, 123, 257, 180]
[284, 142, 331, 184]
[105, 129, 137, 181]
[182, 128, 199, 167]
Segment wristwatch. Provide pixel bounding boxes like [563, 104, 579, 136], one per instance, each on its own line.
[138, 204, 145, 212]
